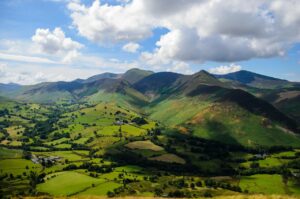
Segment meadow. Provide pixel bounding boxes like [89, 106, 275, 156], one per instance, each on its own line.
[0, 100, 299, 198]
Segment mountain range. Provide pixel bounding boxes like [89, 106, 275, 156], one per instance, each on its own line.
[0, 68, 299, 147]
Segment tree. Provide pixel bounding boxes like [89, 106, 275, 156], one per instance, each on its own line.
[29, 171, 39, 189]
[23, 150, 32, 160]
[250, 162, 260, 169]
[191, 182, 195, 189]
[107, 191, 115, 197]
[154, 188, 163, 196]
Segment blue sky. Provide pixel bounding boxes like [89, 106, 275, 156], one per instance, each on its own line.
[0, 0, 299, 84]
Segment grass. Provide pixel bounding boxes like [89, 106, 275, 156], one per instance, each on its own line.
[239, 174, 285, 195]
[78, 181, 121, 196]
[0, 159, 41, 175]
[114, 165, 143, 173]
[191, 103, 300, 147]
[1, 93, 300, 198]
[149, 153, 186, 164]
[146, 96, 209, 126]
[0, 147, 23, 159]
[37, 171, 105, 196]
[125, 140, 164, 151]
[21, 195, 300, 199]
[33, 150, 89, 161]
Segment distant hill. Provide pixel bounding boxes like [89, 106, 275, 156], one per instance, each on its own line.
[0, 83, 21, 91]
[133, 72, 183, 99]
[0, 68, 299, 147]
[214, 70, 293, 89]
[83, 72, 121, 83]
[121, 68, 154, 84]
[262, 86, 300, 125]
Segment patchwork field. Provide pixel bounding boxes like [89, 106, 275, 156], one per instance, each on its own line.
[125, 140, 164, 151]
[0, 98, 299, 198]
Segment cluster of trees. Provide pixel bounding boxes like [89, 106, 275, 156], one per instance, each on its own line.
[24, 109, 62, 139]
[131, 117, 148, 125]
[239, 165, 287, 176]
[52, 132, 70, 140]
[0, 108, 9, 117]
[63, 162, 113, 173]
[204, 179, 242, 192]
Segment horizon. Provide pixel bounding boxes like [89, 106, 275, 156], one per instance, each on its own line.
[1, 0, 300, 84]
[0, 68, 297, 86]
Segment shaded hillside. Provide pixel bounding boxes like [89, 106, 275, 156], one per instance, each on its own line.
[121, 68, 154, 84]
[144, 79, 300, 147]
[83, 72, 121, 83]
[171, 70, 225, 95]
[0, 68, 299, 147]
[0, 83, 21, 92]
[220, 89, 299, 133]
[2, 77, 147, 106]
[214, 70, 293, 89]
[133, 72, 183, 99]
[262, 87, 300, 125]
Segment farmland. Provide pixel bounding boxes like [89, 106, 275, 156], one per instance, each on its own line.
[0, 98, 299, 198]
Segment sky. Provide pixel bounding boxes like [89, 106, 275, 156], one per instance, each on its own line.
[0, 0, 300, 85]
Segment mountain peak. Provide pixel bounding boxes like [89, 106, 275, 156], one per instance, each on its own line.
[122, 68, 154, 84]
[189, 70, 221, 85]
[214, 70, 290, 89]
[84, 72, 121, 83]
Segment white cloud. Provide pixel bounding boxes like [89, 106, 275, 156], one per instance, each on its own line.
[0, 63, 59, 85]
[122, 42, 140, 53]
[140, 51, 192, 74]
[0, 62, 100, 85]
[0, 52, 56, 64]
[209, 64, 242, 75]
[68, 0, 300, 65]
[68, 0, 154, 44]
[32, 27, 83, 63]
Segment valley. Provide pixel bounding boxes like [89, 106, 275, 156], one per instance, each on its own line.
[0, 69, 300, 198]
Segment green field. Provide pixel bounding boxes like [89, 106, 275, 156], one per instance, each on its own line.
[240, 175, 285, 194]
[37, 171, 105, 196]
[0, 92, 300, 198]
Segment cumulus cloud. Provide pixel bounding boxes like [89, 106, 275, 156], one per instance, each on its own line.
[32, 27, 83, 63]
[0, 63, 68, 84]
[0, 52, 56, 64]
[122, 42, 140, 53]
[209, 64, 242, 75]
[140, 51, 192, 74]
[68, 0, 300, 65]
[0, 61, 96, 85]
[68, 0, 154, 44]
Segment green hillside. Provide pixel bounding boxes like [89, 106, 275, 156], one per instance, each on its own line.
[122, 68, 154, 84]
[1, 85, 300, 197]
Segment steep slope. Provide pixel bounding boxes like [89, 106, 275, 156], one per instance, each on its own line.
[121, 68, 154, 84]
[0, 83, 21, 92]
[214, 70, 293, 89]
[133, 72, 183, 100]
[143, 73, 300, 147]
[171, 70, 225, 95]
[262, 86, 300, 125]
[83, 72, 121, 83]
[214, 71, 300, 126]
[1, 69, 299, 147]
[2, 77, 148, 106]
[82, 78, 150, 110]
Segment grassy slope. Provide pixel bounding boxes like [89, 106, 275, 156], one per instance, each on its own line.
[263, 88, 300, 126]
[37, 171, 105, 196]
[146, 95, 300, 147]
[22, 196, 300, 199]
[191, 103, 300, 147]
[122, 68, 154, 84]
[85, 89, 149, 112]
